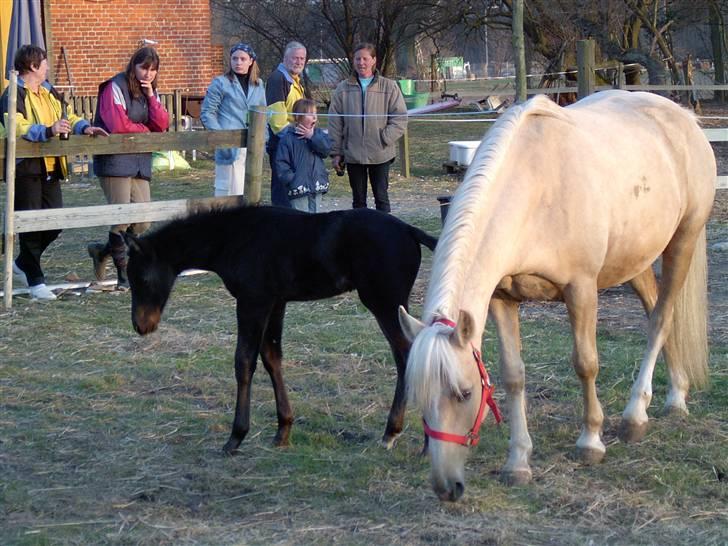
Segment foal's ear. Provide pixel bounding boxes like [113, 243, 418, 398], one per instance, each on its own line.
[453, 309, 476, 348]
[123, 232, 144, 255]
[398, 306, 425, 342]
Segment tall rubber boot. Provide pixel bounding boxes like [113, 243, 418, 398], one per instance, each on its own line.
[109, 231, 129, 291]
[87, 241, 110, 281]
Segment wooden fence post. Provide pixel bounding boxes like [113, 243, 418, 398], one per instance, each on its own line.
[174, 90, 183, 132]
[512, 0, 527, 103]
[399, 127, 410, 178]
[244, 107, 266, 205]
[4, 72, 18, 309]
[577, 39, 596, 99]
[614, 62, 624, 89]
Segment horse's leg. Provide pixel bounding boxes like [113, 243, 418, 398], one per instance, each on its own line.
[489, 297, 532, 485]
[259, 302, 294, 447]
[222, 302, 269, 455]
[563, 280, 605, 464]
[620, 235, 701, 443]
[371, 307, 411, 450]
[628, 269, 689, 419]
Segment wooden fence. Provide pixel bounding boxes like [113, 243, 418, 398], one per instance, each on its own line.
[2, 72, 266, 308]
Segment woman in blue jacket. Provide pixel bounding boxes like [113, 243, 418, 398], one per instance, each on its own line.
[275, 99, 330, 213]
[201, 42, 266, 196]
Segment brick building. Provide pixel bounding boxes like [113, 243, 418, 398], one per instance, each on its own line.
[19, 0, 223, 97]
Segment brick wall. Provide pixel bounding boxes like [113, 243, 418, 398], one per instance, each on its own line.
[48, 0, 222, 97]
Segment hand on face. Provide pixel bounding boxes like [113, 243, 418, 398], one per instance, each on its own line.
[135, 63, 158, 97]
[295, 112, 316, 139]
[295, 121, 314, 140]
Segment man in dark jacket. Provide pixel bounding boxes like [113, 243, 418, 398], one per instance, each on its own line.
[265, 41, 307, 207]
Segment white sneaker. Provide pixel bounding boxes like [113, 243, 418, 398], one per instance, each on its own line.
[12, 262, 29, 287]
[29, 283, 57, 301]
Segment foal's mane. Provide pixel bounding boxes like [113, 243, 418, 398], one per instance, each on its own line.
[407, 96, 568, 409]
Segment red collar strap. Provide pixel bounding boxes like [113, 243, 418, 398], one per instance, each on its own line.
[424, 319, 502, 447]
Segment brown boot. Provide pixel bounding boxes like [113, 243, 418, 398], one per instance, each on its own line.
[87, 242, 110, 281]
[109, 232, 129, 291]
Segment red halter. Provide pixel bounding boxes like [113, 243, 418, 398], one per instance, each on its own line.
[423, 318, 503, 447]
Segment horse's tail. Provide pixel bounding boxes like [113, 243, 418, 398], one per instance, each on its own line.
[409, 225, 438, 251]
[664, 226, 709, 389]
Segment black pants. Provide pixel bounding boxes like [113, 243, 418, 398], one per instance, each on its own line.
[266, 132, 291, 208]
[14, 174, 63, 286]
[347, 161, 392, 213]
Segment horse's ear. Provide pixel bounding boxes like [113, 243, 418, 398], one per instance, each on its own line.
[398, 306, 425, 342]
[123, 232, 144, 255]
[453, 309, 476, 348]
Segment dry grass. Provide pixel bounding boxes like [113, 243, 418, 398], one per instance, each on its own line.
[1, 117, 727, 545]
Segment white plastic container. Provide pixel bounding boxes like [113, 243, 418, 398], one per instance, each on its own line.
[448, 141, 480, 166]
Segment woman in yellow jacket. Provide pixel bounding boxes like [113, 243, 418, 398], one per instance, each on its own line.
[0, 45, 107, 300]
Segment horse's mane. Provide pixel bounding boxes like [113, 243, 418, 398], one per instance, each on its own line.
[407, 96, 568, 409]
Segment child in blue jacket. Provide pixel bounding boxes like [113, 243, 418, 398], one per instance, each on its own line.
[275, 98, 331, 212]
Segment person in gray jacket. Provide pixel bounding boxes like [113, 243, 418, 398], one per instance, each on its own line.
[328, 43, 407, 213]
[201, 42, 266, 196]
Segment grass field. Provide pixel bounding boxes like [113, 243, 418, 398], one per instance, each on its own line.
[1, 116, 727, 545]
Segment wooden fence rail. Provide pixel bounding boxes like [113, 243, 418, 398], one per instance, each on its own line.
[2, 72, 266, 308]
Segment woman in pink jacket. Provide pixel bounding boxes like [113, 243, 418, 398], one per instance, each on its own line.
[87, 47, 169, 290]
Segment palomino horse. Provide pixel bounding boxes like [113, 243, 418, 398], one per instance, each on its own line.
[125, 206, 436, 453]
[399, 90, 715, 501]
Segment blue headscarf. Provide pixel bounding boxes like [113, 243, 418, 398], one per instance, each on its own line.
[230, 42, 256, 61]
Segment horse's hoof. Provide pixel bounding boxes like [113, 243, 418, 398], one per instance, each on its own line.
[576, 446, 605, 465]
[618, 419, 648, 443]
[662, 404, 689, 418]
[222, 437, 242, 455]
[381, 432, 400, 450]
[272, 435, 290, 448]
[500, 469, 532, 485]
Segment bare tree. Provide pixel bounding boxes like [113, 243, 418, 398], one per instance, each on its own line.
[211, 0, 477, 77]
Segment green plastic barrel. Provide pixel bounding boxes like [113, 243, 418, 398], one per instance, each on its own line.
[398, 79, 414, 95]
[404, 92, 429, 109]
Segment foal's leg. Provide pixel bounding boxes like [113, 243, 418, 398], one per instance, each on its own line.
[490, 297, 533, 485]
[628, 269, 689, 421]
[620, 238, 698, 443]
[372, 307, 412, 449]
[222, 302, 269, 455]
[563, 280, 605, 464]
[259, 302, 294, 447]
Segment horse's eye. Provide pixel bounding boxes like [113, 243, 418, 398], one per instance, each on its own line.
[456, 389, 472, 402]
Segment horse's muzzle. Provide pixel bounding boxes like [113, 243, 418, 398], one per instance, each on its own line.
[434, 480, 465, 502]
[133, 306, 161, 335]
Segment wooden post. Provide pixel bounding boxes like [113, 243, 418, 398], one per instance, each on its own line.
[4, 72, 18, 309]
[430, 54, 438, 93]
[398, 127, 410, 178]
[614, 62, 624, 89]
[243, 107, 266, 205]
[174, 90, 183, 132]
[512, 0, 527, 103]
[683, 54, 701, 114]
[577, 39, 596, 99]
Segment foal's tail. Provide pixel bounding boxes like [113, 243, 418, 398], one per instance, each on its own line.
[665, 227, 709, 389]
[409, 226, 438, 251]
